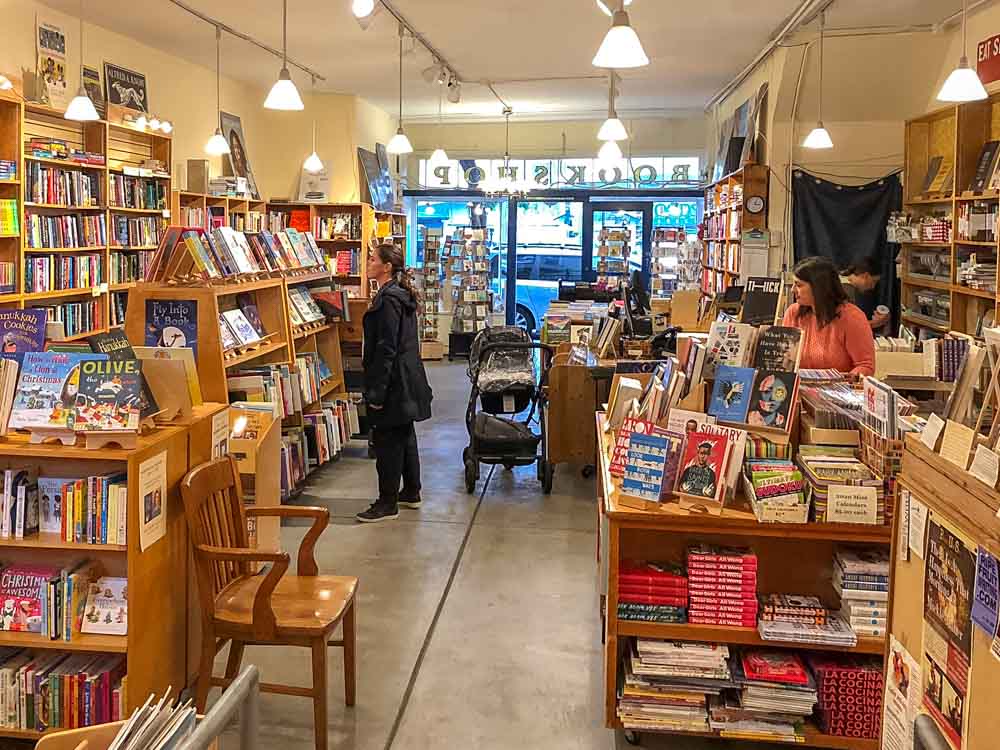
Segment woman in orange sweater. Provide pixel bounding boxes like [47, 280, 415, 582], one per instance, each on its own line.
[781, 257, 875, 377]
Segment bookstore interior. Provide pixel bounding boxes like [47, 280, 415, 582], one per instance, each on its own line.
[6, 1, 1000, 749]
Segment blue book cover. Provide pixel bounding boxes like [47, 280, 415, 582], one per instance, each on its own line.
[708, 365, 756, 423]
[145, 299, 198, 358]
[0, 309, 47, 356]
[10, 352, 105, 431]
[622, 432, 669, 503]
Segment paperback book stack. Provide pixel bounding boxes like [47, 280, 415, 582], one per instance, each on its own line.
[617, 561, 688, 623]
[729, 649, 817, 743]
[619, 639, 733, 733]
[685, 546, 758, 626]
[798, 446, 885, 524]
[757, 609, 856, 648]
[834, 548, 890, 637]
[807, 653, 883, 739]
[743, 457, 807, 523]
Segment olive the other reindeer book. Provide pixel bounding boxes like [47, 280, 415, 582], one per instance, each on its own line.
[74, 359, 143, 432]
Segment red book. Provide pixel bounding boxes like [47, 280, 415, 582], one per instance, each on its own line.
[687, 568, 757, 582]
[619, 593, 689, 606]
[619, 582, 688, 597]
[688, 594, 758, 608]
[619, 562, 687, 585]
[0, 564, 59, 632]
[741, 649, 810, 685]
[689, 614, 758, 627]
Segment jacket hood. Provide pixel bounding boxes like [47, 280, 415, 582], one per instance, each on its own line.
[378, 280, 417, 311]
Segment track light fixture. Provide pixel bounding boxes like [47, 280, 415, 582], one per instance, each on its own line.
[264, 0, 305, 110]
[422, 61, 448, 85]
[446, 77, 462, 104]
[593, 0, 649, 69]
[596, 0, 632, 16]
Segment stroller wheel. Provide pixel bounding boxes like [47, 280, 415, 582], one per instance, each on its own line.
[464, 459, 477, 494]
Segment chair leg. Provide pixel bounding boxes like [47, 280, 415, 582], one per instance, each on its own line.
[225, 640, 245, 680]
[195, 632, 216, 712]
[311, 638, 328, 750]
[343, 602, 356, 707]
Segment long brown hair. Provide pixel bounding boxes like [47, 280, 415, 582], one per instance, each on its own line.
[792, 256, 848, 327]
[374, 242, 420, 307]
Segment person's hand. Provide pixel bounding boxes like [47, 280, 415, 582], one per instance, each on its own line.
[871, 311, 890, 328]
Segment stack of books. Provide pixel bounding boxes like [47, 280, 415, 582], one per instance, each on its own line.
[685, 546, 757, 626]
[798, 446, 885, 524]
[619, 639, 732, 733]
[0, 199, 18, 235]
[729, 649, 817, 743]
[757, 613, 857, 648]
[744, 435, 791, 460]
[743, 458, 806, 523]
[617, 562, 688, 623]
[835, 548, 890, 637]
[0, 160, 15, 180]
[807, 653, 883, 739]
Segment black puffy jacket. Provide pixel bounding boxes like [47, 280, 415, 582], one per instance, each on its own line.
[362, 280, 433, 427]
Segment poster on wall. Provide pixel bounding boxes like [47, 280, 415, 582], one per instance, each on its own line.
[36, 17, 67, 109]
[299, 167, 330, 202]
[82, 65, 105, 118]
[104, 62, 148, 113]
[220, 111, 261, 200]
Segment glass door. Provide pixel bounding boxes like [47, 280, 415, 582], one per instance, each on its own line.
[507, 199, 584, 333]
[585, 201, 653, 289]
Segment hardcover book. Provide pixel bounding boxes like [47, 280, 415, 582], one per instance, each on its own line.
[36, 477, 65, 535]
[218, 315, 240, 350]
[145, 299, 198, 358]
[88, 330, 160, 420]
[753, 326, 803, 371]
[746, 370, 797, 429]
[74, 359, 142, 432]
[0, 309, 47, 354]
[969, 140, 1000, 193]
[10, 352, 103, 431]
[221, 310, 262, 346]
[675, 431, 729, 503]
[741, 649, 810, 685]
[80, 576, 127, 635]
[704, 322, 755, 379]
[0, 564, 60, 632]
[236, 293, 266, 336]
[709, 365, 755, 423]
[665, 408, 716, 436]
[740, 277, 781, 326]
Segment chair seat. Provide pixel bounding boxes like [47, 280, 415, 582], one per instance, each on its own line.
[214, 574, 358, 637]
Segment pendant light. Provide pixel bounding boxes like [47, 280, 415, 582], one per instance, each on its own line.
[428, 86, 449, 166]
[303, 75, 325, 173]
[264, 0, 304, 110]
[592, 0, 649, 69]
[387, 26, 413, 155]
[352, 0, 376, 18]
[598, 71, 628, 141]
[483, 108, 531, 198]
[802, 11, 833, 150]
[598, 139, 623, 162]
[205, 27, 231, 156]
[938, 0, 988, 102]
[596, 0, 632, 17]
[64, 0, 98, 121]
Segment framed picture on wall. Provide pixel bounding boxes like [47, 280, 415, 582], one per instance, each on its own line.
[220, 111, 261, 201]
[104, 62, 148, 113]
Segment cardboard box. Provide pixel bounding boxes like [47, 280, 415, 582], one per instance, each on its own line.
[187, 159, 210, 194]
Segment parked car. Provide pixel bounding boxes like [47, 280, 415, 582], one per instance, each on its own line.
[512, 246, 583, 334]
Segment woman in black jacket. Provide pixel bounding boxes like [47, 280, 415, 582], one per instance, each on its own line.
[356, 243, 434, 523]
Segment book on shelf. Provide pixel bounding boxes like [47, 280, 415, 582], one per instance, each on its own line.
[0, 199, 19, 235]
[218, 314, 239, 350]
[0, 564, 59, 632]
[745, 370, 798, 429]
[739, 277, 781, 326]
[920, 155, 944, 194]
[0, 309, 47, 353]
[752, 326, 802, 371]
[708, 365, 755, 423]
[704, 321, 756, 379]
[25, 252, 104, 294]
[80, 576, 127, 636]
[969, 141, 1000, 193]
[220, 309, 262, 346]
[9, 352, 106, 432]
[108, 173, 166, 210]
[35, 299, 105, 339]
[144, 299, 197, 356]
[73, 359, 142, 432]
[675, 432, 730, 507]
[26, 162, 102, 207]
[25, 212, 107, 249]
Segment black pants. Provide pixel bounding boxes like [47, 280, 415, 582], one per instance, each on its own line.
[372, 421, 421, 505]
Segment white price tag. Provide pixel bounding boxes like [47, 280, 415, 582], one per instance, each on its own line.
[162, 209, 171, 219]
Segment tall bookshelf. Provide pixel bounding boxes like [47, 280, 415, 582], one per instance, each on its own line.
[701, 164, 768, 296]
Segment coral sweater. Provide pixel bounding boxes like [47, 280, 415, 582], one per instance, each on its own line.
[781, 303, 875, 376]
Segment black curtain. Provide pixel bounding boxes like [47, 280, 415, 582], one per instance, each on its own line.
[792, 170, 902, 330]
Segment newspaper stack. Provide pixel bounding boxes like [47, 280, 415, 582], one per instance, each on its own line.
[834, 548, 890, 637]
[685, 546, 758, 626]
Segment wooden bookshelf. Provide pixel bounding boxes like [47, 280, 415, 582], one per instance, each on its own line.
[700, 164, 767, 297]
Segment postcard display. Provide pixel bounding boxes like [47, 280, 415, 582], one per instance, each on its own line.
[447, 227, 492, 355]
[419, 226, 442, 344]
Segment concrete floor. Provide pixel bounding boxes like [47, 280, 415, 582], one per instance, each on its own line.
[216, 362, 771, 750]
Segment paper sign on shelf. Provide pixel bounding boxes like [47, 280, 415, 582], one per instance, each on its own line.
[211, 408, 230, 459]
[138, 450, 168, 551]
[882, 635, 921, 750]
[826, 485, 878, 525]
[909, 497, 929, 559]
[921, 413, 946, 451]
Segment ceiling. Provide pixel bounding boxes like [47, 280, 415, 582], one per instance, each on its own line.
[38, 0, 969, 121]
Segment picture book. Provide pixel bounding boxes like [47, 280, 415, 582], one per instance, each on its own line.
[740, 649, 810, 686]
[708, 365, 755, 423]
[236, 293, 266, 336]
[133, 346, 203, 406]
[0, 564, 60, 632]
[221, 309, 262, 346]
[701, 423, 749, 502]
[218, 314, 240, 350]
[753, 326, 803, 371]
[0, 309, 47, 355]
[36, 477, 65, 535]
[10, 466, 39, 539]
[665, 408, 716, 436]
[704, 322, 755, 379]
[81, 576, 128, 636]
[10, 352, 103, 432]
[747, 370, 798, 429]
[659, 431, 686, 500]
[675, 431, 729, 503]
[88, 330, 160, 420]
[286, 296, 305, 326]
[74, 359, 142, 432]
[740, 277, 782, 326]
[144, 299, 198, 358]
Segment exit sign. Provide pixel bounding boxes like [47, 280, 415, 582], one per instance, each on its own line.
[977, 34, 1000, 85]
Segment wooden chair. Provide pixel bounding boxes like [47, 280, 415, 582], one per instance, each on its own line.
[180, 456, 357, 750]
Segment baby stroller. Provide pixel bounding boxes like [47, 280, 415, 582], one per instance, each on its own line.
[464, 326, 554, 494]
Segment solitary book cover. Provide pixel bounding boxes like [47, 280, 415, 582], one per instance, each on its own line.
[0, 564, 60, 632]
[145, 299, 198, 358]
[752, 326, 803, 371]
[675, 431, 729, 503]
[746, 370, 797, 429]
[10, 352, 102, 431]
[740, 277, 781, 326]
[0, 309, 47, 355]
[708, 365, 755, 423]
[74, 359, 142, 432]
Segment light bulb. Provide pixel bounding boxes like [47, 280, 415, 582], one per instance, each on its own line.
[64, 86, 99, 122]
[0, 75, 11, 91]
[135, 114, 147, 130]
[149, 116, 161, 130]
[303, 151, 325, 173]
[937, 56, 988, 102]
[598, 117, 628, 141]
[598, 140, 623, 161]
[802, 123, 834, 149]
[264, 67, 305, 110]
[352, 0, 375, 17]
[596, 0, 632, 16]
[160, 120, 173, 134]
[205, 127, 231, 156]
[593, 10, 649, 68]
[387, 127, 413, 155]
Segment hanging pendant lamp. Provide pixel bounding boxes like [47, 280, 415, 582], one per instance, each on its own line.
[387, 26, 413, 155]
[592, 0, 649, 69]
[802, 11, 833, 149]
[428, 86, 449, 166]
[938, 0, 988, 102]
[264, 0, 304, 110]
[65, 0, 99, 121]
[303, 76, 325, 173]
[205, 27, 231, 156]
[598, 71, 628, 141]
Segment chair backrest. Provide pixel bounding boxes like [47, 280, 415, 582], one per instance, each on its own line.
[180, 456, 251, 617]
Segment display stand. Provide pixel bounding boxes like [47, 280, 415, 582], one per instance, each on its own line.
[649, 226, 684, 298]
[418, 225, 444, 360]
[593, 224, 631, 289]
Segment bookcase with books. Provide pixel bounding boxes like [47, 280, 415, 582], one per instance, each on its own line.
[701, 164, 767, 297]
[0, 94, 21, 304]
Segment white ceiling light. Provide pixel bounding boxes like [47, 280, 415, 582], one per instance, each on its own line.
[64, 0, 98, 121]
[598, 71, 628, 141]
[482, 108, 532, 198]
[264, 0, 305, 110]
[303, 76, 325, 173]
[938, 0, 988, 102]
[592, 1, 649, 69]
[598, 139, 623, 162]
[802, 11, 833, 149]
[206, 27, 231, 156]
[148, 116, 161, 130]
[387, 26, 413, 155]
[596, 0, 632, 17]
[428, 86, 448, 165]
[352, 0, 375, 18]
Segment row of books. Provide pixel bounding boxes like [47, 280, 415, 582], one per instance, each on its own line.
[26, 138, 105, 166]
[314, 213, 361, 240]
[0, 161, 14, 180]
[0, 199, 17, 235]
[39, 299, 105, 338]
[233, 210, 265, 233]
[0, 262, 12, 295]
[25, 163, 101, 207]
[39, 472, 128, 546]
[24, 212, 107, 249]
[0, 649, 125, 732]
[111, 215, 163, 249]
[110, 291, 126, 328]
[333, 248, 360, 276]
[108, 175, 166, 211]
[218, 306, 267, 351]
[287, 286, 326, 327]
[109, 250, 155, 285]
[24, 253, 103, 294]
